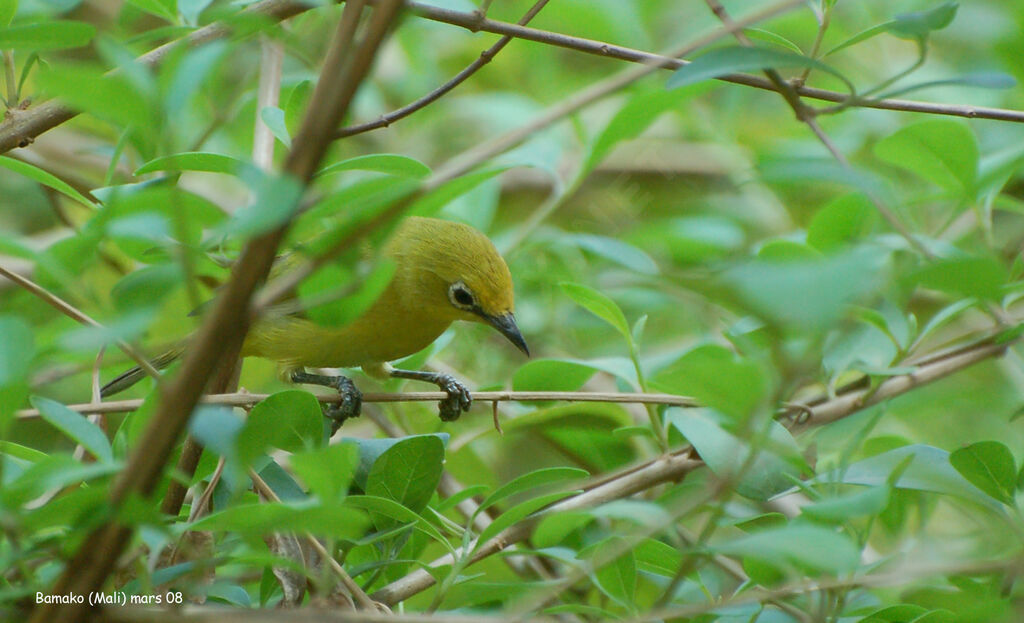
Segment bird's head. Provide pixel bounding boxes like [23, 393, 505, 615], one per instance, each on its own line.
[389, 217, 529, 356]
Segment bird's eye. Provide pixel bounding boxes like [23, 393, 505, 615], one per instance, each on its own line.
[448, 282, 475, 310]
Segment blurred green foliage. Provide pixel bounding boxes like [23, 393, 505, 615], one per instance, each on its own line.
[3, 0, 1024, 620]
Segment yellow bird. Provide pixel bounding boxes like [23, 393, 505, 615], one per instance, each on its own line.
[102, 216, 529, 429]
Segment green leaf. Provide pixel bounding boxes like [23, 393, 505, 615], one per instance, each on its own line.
[533, 511, 593, 547]
[1, 455, 120, 507]
[365, 434, 445, 516]
[289, 442, 359, 503]
[874, 120, 978, 197]
[814, 444, 998, 508]
[560, 282, 632, 345]
[512, 359, 597, 392]
[215, 168, 303, 238]
[667, 46, 854, 94]
[668, 409, 807, 500]
[408, 165, 512, 218]
[299, 259, 396, 328]
[634, 538, 683, 577]
[802, 486, 891, 523]
[757, 240, 822, 262]
[0, 315, 34, 387]
[588, 536, 636, 609]
[111, 263, 183, 311]
[915, 255, 1006, 300]
[193, 500, 368, 539]
[0, 440, 47, 462]
[37, 64, 156, 130]
[238, 390, 323, 462]
[135, 152, 244, 176]
[165, 41, 228, 116]
[949, 441, 1016, 505]
[436, 484, 488, 513]
[582, 86, 704, 176]
[744, 28, 803, 54]
[31, 396, 113, 463]
[653, 345, 766, 420]
[723, 245, 887, 332]
[806, 194, 878, 253]
[567, 233, 658, 275]
[476, 490, 581, 547]
[260, 105, 291, 149]
[825, 20, 900, 56]
[476, 466, 588, 516]
[178, 0, 213, 24]
[890, 2, 958, 39]
[317, 154, 431, 179]
[124, 0, 176, 22]
[0, 156, 98, 209]
[0, 0, 17, 28]
[344, 495, 451, 550]
[712, 523, 861, 575]
[344, 433, 448, 489]
[914, 299, 975, 346]
[878, 71, 1016, 100]
[0, 21, 94, 50]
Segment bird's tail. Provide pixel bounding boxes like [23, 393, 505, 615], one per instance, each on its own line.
[100, 345, 186, 397]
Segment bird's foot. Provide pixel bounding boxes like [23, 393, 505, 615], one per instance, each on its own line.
[433, 373, 472, 422]
[388, 368, 472, 422]
[324, 376, 362, 434]
[290, 371, 362, 434]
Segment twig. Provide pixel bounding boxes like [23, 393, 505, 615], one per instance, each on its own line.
[254, 36, 285, 170]
[335, 0, 551, 138]
[401, 0, 1024, 123]
[248, 468, 383, 611]
[702, 0, 932, 259]
[371, 452, 704, 605]
[0, 263, 161, 381]
[15, 390, 699, 418]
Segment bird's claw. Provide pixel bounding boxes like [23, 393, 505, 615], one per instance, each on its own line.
[323, 377, 362, 434]
[435, 374, 472, 422]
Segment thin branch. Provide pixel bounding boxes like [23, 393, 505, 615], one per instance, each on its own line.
[336, 0, 551, 138]
[0, 263, 162, 381]
[14, 390, 699, 418]
[703, 0, 932, 258]
[402, 0, 1024, 123]
[254, 36, 285, 170]
[249, 468, 383, 611]
[372, 451, 704, 605]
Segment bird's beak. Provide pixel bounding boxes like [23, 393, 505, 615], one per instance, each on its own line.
[487, 312, 529, 357]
